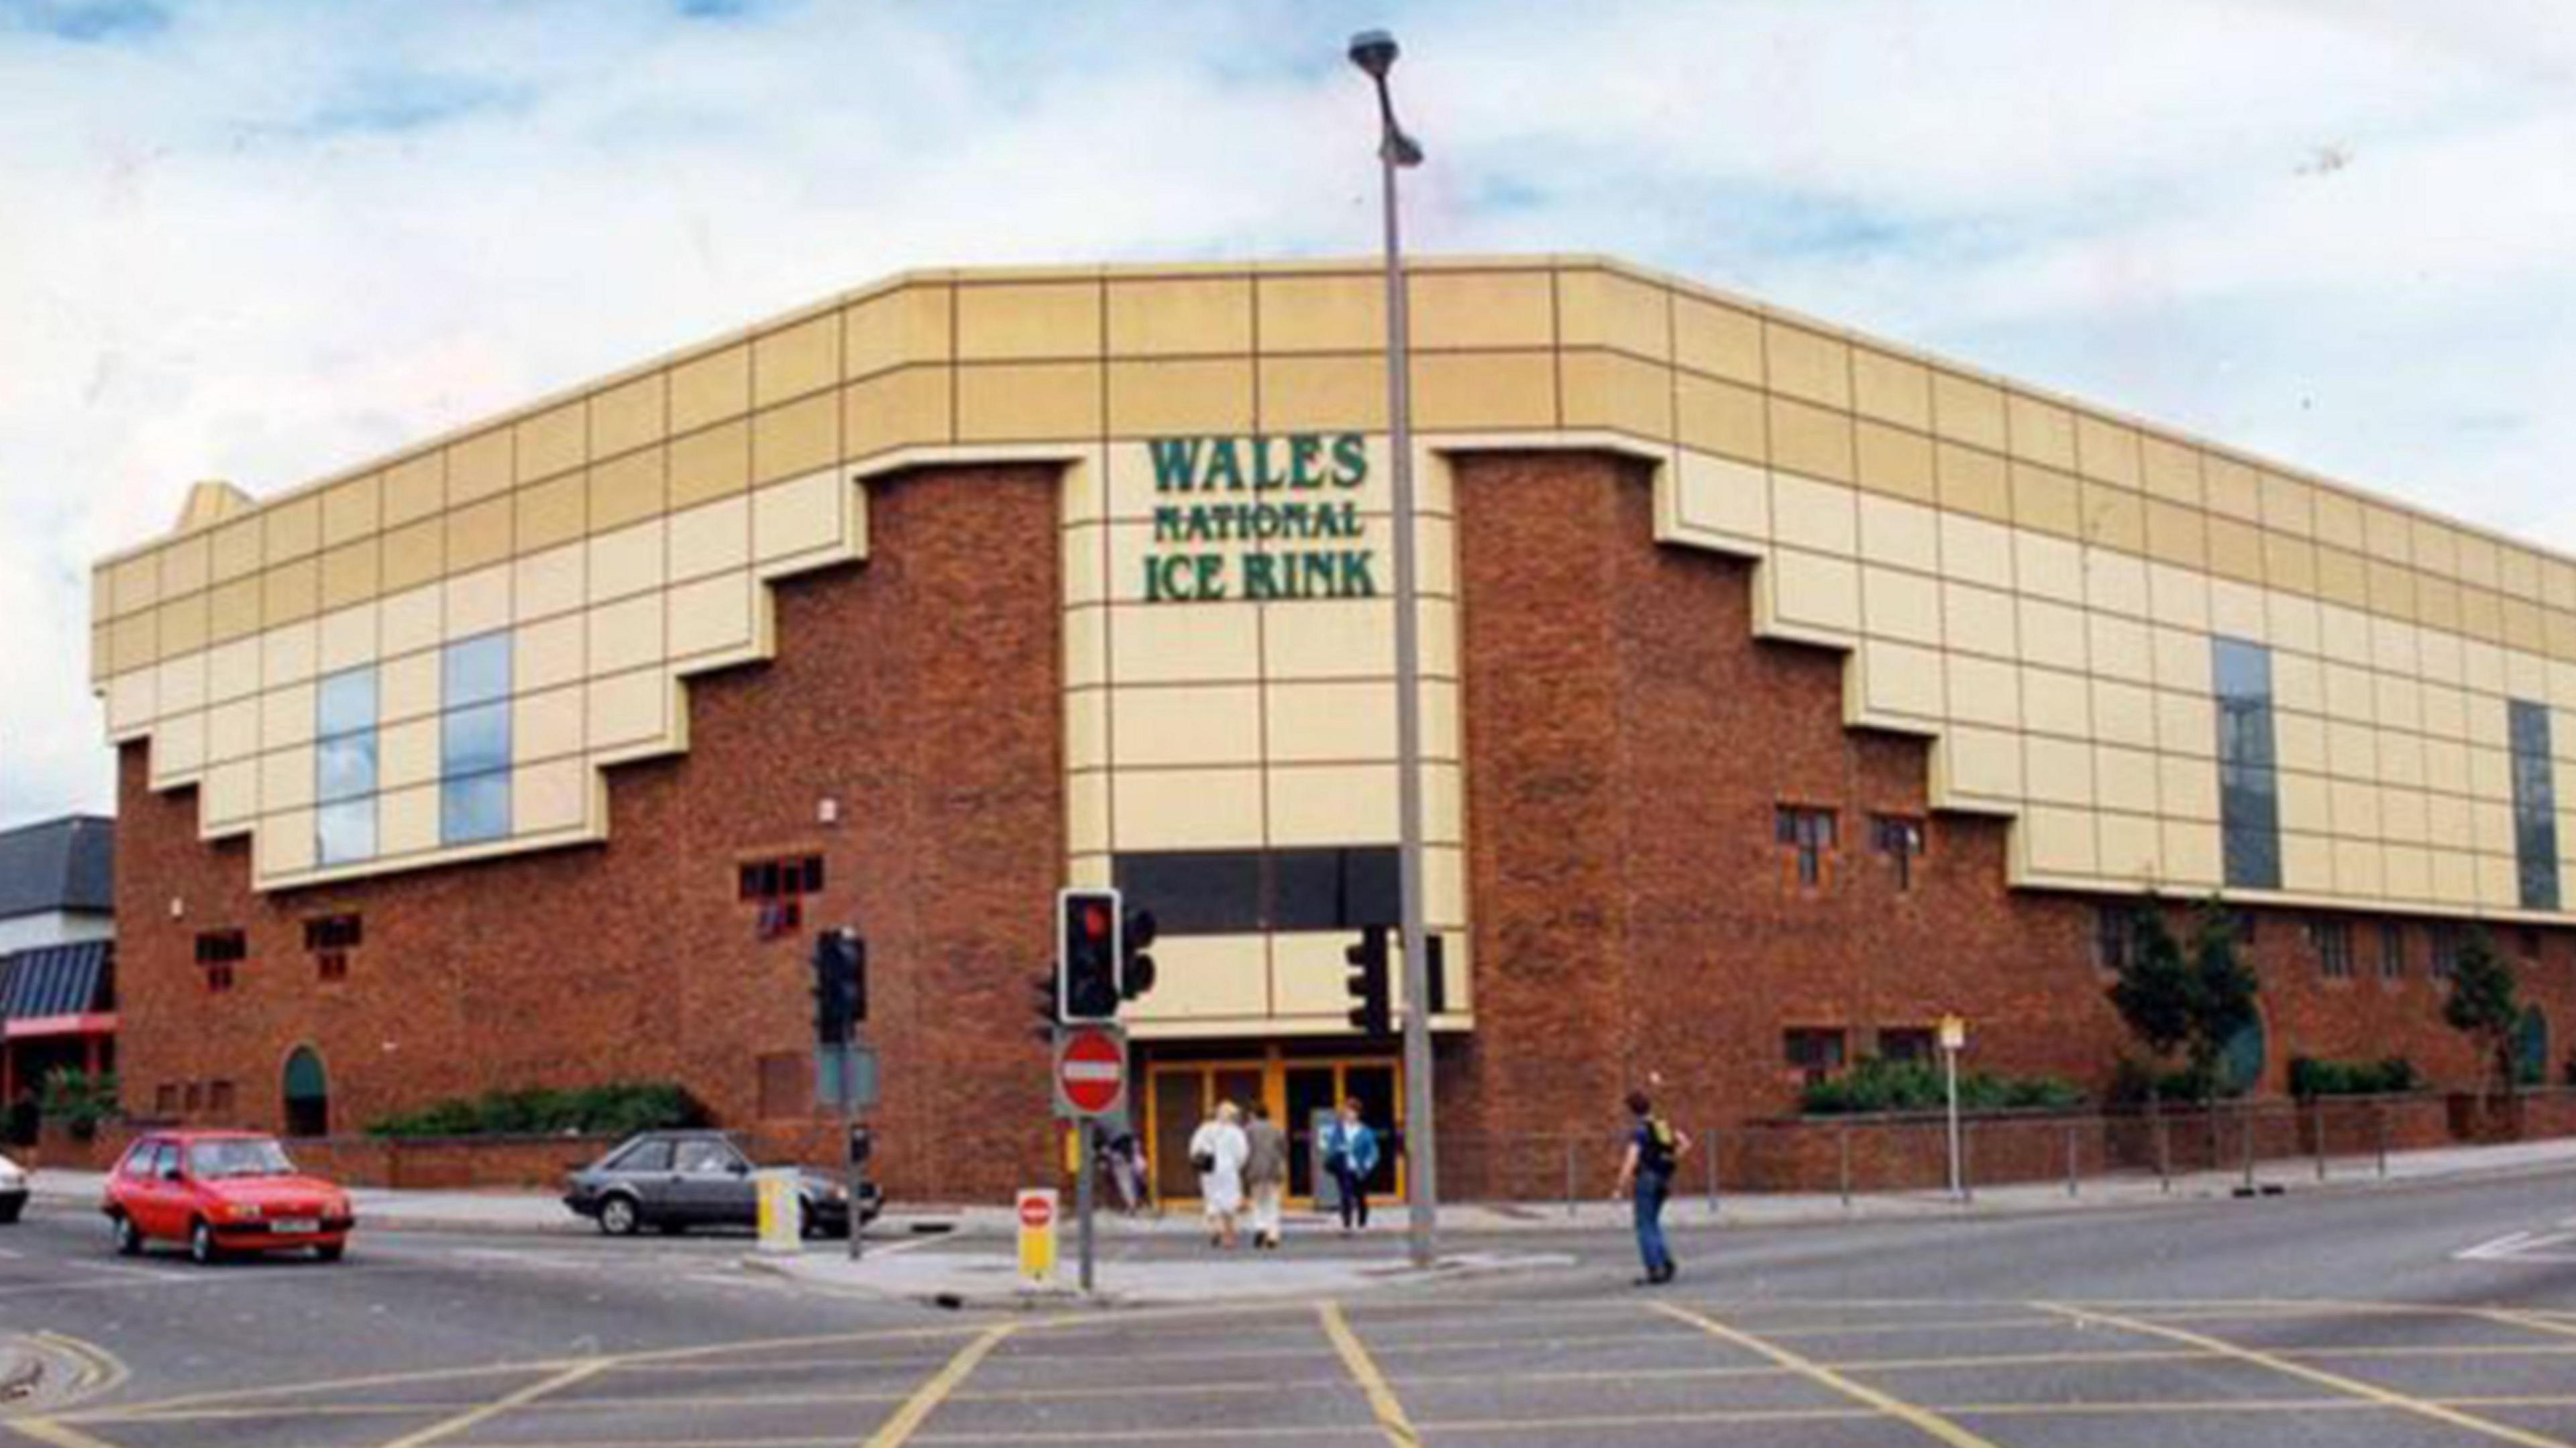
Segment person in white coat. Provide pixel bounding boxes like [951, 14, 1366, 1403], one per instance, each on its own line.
[1189, 1101, 1250, 1248]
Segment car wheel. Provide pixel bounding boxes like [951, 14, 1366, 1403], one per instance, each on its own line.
[597, 1194, 641, 1237]
[110, 1213, 140, 1256]
[314, 1241, 346, 1263]
[189, 1219, 223, 1266]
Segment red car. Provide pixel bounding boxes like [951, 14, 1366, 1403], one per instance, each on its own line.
[101, 1130, 356, 1264]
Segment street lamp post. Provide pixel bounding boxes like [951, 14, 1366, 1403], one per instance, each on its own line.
[1348, 27, 1437, 1272]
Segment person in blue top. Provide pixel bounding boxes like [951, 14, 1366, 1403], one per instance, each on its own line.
[1319, 1098, 1380, 1234]
[1617, 1089, 1690, 1286]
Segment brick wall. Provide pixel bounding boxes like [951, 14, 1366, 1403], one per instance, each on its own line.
[112, 463, 1064, 1202]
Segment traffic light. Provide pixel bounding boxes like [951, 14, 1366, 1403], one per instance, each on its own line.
[1030, 972, 1061, 1044]
[1058, 887, 1122, 1022]
[810, 928, 865, 1046]
[1344, 924, 1390, 1036]
[1120, 907, 1159, 1001]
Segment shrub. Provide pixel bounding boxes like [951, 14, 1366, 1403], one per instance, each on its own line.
[366, 1081, 705, 1139]
[2288, 1056, 2420, 1099]
[2108, 1057, 2234, 1105]
[1801, 1056, 2084, 1115]
[38, 1069, 119, 1141]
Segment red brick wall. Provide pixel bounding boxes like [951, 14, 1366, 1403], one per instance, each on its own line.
[1444, 449, 2576, 1193]
[113, 463, 1064, 1201]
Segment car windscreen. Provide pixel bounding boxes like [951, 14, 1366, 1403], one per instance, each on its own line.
[187, 1138, 297, 1178]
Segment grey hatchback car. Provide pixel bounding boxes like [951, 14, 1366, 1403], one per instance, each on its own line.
[561, 1130, 879, 1237]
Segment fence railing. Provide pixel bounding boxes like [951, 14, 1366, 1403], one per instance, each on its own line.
[1431, 1089, 2576, 1212]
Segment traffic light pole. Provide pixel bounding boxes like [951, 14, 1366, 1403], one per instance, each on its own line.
[843, 1040, 863, 1261]
[1075, 1116, 1097, 1293]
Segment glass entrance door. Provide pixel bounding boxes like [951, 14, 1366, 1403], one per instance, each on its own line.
[1147, 1052, 1402, 1206]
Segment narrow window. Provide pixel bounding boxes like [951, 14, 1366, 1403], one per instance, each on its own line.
[2379, 920, 2407, 981]
[2094, 903, 2137, 972]
[1784, 1027, 1847, 1084]
[194, 929, 246, 993]
[1876, 1027, 1937, 1064]
[305, 914, 361, 983]
[315, 666, 379, 865]
[1872, 815, 1926, 891]
[2509, 700, 2559, 910]
[1776, 807, 1838, 889]
[739, 852, 825, 936]
[2430, 923, 2461, 981]
[2310, 917, 2353, 980]
[2212, 637, 2282, 889]
[440, 632, 514, 845]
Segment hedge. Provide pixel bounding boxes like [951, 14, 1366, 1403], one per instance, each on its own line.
[1801, 1057, 2085, 1116]
[366, 1082, 706, 1139]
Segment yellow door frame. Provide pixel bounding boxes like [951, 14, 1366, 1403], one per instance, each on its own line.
[1141, 1047, 1406, 1207]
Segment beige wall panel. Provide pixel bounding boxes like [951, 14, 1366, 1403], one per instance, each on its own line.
[1065, 688, 1108, 771]
[513, 543, 586, 624]
[1067, 769, 1108, 854]
[2157, 818, 2221, 886]
[2383, 785, 2429, 842]
[445, 496, 513, 574]
[589, 518, 667, 604]
[109, 612, 157, 674]
[380, 454, 444, 528]
[2263, 532, 2318, 595]
[2005, 394, 2076, 469]
[1860, 639, 1944, 718]
[669, 496, 751, 583]
[2208, 578, 2266, 641]
[202, 759, 256, 826]
[2366, 559, 2418, 620]
[2271, 653, 2322, 713]
[2463, 638, 2507, 695]
[2023, 666, 2091, 739]
[1127, 936, 1269, 1022]
[2477, 851, 2519, 909]
[1256, 273, 1381, 355]
[2502, 546, 2542, 600]
[1943, 582, 2016, 661]
[207, 637, 260, 705]
[262, 496, 321, 564]
[1772, 471, 1858, 557]
[2159, 752, 2220, 821]
[1258, 355, 1387, 433]
[2324, 664, 2375, 726]
[2312, 488, 2365, 553]
[1760, 323, 1848, 409]
[2330, 777, 2383, 838]
[2024, 804, 2098, 874]
[258, 807, 317, 877]
[445, 564, 511, 640]
[2379, 730, 2426, 789]
[1113, 767, 1263, 850]
[2334, 839, 2385, 898]
[2276, 832, 2330, 893]
[957, 361, 1104, 441]
[262, 619, 318, 689]
[753, 315, 841, 408]
[515, 611, 584, 695]
[154, 653, 205, 721]
[1855, 421, 1934, 503]
[1409, 352, 1555, 431]
[669, 419, 751, 507]
[1263, 598, 1392, 680]
[2206, 517, 2264, 585]
[2092, 678, 2156, 749]
[381, 518, 444, 595]
[160, 536, 211, 600]
[258, 745, 315, 812]
[378, 583, 440, 660]
[1266, 679, 1395, 763]
[1946, 655, 2019, 728]
[1106, 276, 1253, 358]
[1064, 606, 1107, 689]
[2277, 771, 2328, 833]
[2273, 712, 2324, 774]
[2090, 614, 2153, 684]
[1851, 349, 1930, 431]
[1267, 763, 1400, 847]
[2424, 738, 2470, 796]
[1939, 512, 2012, 589]
[2145, 499, 2206, 571]
[2381, 844, 2432, 900]
[670, 345, 753, 434]
[317, 603, 376, 674]
[1407, 270, 1552, 350]
[2097, 812, 2161, 883]
[1862, 567, 1941, 647]
[2373, 673, 2424, 734]
[513, 685, 585, 763]
[2267, 590, 2322, 655]
[1768, 549, 1860, 635]
[207, 696, 260, 764]
[514, 757, 590, 834]
[588, 594, 665, 677]
[1858, 494, 1937, 571]
[1767, 396, 1855, 484]
[752, 470, 844, 563]
[378, 718, 437, 790]
[444, 430, 513, 507]
[2082, 480, 2145, 555]
[957, 281, 1102, 360]
[1559, 349, 1673, 439]
[1555, 267, 1668, 358]
[845, 284, 954, 376]
[110, 552, 162, 616]
[211, 516, 265, 583]
[2010, 461, 2078, 539]
[1937, 724, 2023, 799]
[1108, 685, 1263, 769]
[2140, 436, 2203, 507]
[1109, 601, 1263, 683]
[515, 403, 587, 485]
[2017, 531, 2083, 606]
[584, 667, 669, 750]
[2259, 471, 2314, 537]
[262, 557, 320, 628]
[317, 538, 380, 613]
[2018, 598, 2088, 671]
[1927, 372, 2006, 451]
[2076, 416, 2143, 488]
[1671, 294, 1762, 383]
[1673, 449, 1768, 541]
[2203, 455, 2261, 522]
[585, 448, 668, 534]
[591, 373, 667, 459]
[156, 592, 209, 659]
[2157, 690, 2216, 758]
[381, 651, 439, 726]
[2430, 847, 2477, 905]
[376, 783, 435, 856]
[514, 474, 587, 556]
[1674, 374, 1765, 462]
[752, 394, 839, 484]
[1106, 358, 1255, 437]
[2363, 503, 2413, 563]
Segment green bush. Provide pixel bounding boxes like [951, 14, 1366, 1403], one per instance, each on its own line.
[1801, 1056, 2085, 1116]
[2288, 1056, 2420, 1099]
[366, 1081, 705, 1139]
[2108, 1057, 2238, 1105]
[38, 1068, 119, 1140]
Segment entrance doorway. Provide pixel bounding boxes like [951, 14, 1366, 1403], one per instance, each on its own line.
[282, 1046, 329, 1137]
[1143, 1050, 1400, 1206]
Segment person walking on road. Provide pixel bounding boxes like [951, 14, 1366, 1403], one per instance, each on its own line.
[1242, 1103, 1289, 1249]
[1189, 1101, 1249, 1248]
[1617, 1089, 1688, 1286]
[1320, 1099, 1380, 1235]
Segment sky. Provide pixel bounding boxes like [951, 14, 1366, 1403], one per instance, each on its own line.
[3, 0, 2573, 828]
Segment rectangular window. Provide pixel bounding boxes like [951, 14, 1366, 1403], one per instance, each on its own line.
[1784, 1027, 1847, 1083]
[2212, 637, 2282, 889]
[2310, 917, 2353, 980]
[314, 665, 379, 865]
[306, 914, 360, 983]
[738, 852, 824, 935]
[2094, 903, 2136, 972]
[439, 632, 513, 846]
[1776, 806, 1837, 889]
[1112, 848, 1403, 936]
[1872, 815, 1925, 891]
[2379, 920, 2407, 981]
[2430, 923, 2462, 981]
[2510, 699, 2559, 911]
[1876, 1027, 1937, 1063]
[195, 929, 245, 992]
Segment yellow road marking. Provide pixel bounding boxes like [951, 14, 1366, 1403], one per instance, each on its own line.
[1317, 1302, 1421, 1448]
[2477, 1308, 2576, 1341]
[864, 1322, 1018, 1448]
[2037, 1302, 2576, 1448]
[5, 1419, 126, 1448]
[376, 1358, 610, 1448]
[1651, 1302, 2002, 1448]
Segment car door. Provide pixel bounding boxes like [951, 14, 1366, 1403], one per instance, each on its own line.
[669, 1139, 753, 1226]
[607, 1137, 676, 1223]
[135, 1142, 184, 1239]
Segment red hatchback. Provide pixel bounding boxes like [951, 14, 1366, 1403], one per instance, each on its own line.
[102, 1131, 356, 1264]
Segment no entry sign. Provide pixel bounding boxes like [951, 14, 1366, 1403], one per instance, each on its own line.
[1053, 1023, 1128, 1119]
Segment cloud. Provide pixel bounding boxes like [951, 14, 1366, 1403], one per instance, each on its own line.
[3, 0, 2573, 824]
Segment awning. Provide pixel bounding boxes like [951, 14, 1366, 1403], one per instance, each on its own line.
[0, 939, 113, 1025]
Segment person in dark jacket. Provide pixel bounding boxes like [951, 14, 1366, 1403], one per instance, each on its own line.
[1616, 1089, 1689, 1286]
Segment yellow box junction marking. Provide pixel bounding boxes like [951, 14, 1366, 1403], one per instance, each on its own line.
[1317, 1302, 1421, 1448]
[377, 1358, 610, 1448]
[2037, 1302, 2576, 1448]
[1650, 1302, 2004, 1448]
[5, 1418, 126, 1448]
[864, 1321, 1019, 1448]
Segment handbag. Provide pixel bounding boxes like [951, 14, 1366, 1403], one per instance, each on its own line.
[1189, 1148, 1216, 1174]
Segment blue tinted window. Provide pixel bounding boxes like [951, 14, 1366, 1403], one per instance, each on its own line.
[317, 667, 377, 739]
[316, 798, 376, 865]
[315, 733, 377, 804]
[441, 771, 511, 845]
[443, 632, 511, 710]
[441, 701, 511, 779]
[2510, 700, 2558, 910]
[2212, 636, 2281, 890]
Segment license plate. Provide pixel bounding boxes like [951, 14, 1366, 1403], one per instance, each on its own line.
[272, 1217, 320, 1233]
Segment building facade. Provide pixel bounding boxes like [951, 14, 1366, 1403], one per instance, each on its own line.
[0, 814, 117, 1127]
[90, 256, 2576, 1199]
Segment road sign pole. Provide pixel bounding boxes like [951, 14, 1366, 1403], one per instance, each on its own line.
[843, 1040, 863, 1262]
[1076, 1117, 1097, 1294]
[1938, 1013, 1968, 1204]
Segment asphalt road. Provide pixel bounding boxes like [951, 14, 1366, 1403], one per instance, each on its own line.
[1, 1168, 2572, 1446]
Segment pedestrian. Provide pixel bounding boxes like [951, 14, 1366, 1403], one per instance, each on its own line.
[1107, 1130, 1148, 1215]
[1242, 1103, 1289, 1249]
[1319, 1098, 1379, 1234]
[1616, 1089, 1688, 1286]
[1188, 1100, 1248, 1248]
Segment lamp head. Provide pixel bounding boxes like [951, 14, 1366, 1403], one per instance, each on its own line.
[1347, 29, 1399, 79]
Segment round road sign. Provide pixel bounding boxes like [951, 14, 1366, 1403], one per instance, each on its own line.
[1018, 1194, 1055, 1229]
[1055, 1025, 1127, 1117]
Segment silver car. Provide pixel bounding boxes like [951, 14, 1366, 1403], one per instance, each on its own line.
[560, 1130, 875, 1237]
